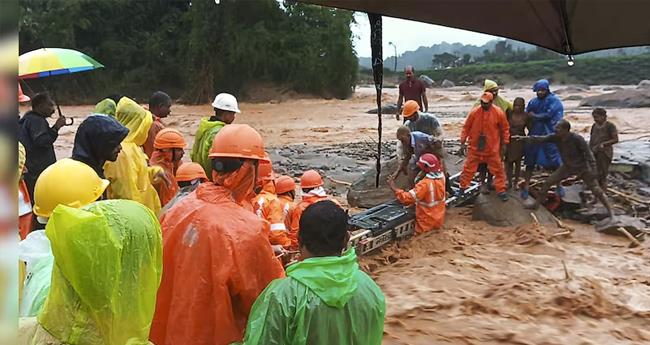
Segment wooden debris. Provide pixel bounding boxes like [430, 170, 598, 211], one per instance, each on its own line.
[607, 187, 649, 205]
[617, 227, 643, 248]
[327, 176, 352, 186]
[530, 213, 539, 225]
[562, 260, 571, 281]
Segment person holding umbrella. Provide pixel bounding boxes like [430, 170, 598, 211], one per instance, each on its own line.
[18, 92, 68, 201]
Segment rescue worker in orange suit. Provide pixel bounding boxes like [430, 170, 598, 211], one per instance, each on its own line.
[149, 128, 187, 208]
[275, 175, 297, 237]
[160, 162, 208, 215]
[251, 158, 291, 250]
[288, 170, 336, 249]
[388, 153, 446, 234]
[150, 124, 285, 345]
[459, 92, 510, 202]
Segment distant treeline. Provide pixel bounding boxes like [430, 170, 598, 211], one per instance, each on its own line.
[362, 54, 650, 87]
[19, 0, 358, 104]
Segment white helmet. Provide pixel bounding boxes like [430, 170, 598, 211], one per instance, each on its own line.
[211, 93, 241, 113]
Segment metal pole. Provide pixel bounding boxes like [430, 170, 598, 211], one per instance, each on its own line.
[368, 14, 383, 188]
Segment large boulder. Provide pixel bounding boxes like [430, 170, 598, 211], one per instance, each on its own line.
[595, 215, 646, 238]
[473, 191, 557, 227]
[555, 85, 589, 94]
[637, 80, 650, 89]
[579, 89, 650, 108]
[347, 158, 407, 208]
[366, 104, 399, 115]
[419, 75, 435, 88]
[441, 79, 455, 88]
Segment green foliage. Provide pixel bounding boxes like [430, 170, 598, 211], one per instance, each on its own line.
[420, 54, 650, 86]
[19, 0, 357, 104]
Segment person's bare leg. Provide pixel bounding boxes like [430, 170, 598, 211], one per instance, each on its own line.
[526, 166, 567, 209]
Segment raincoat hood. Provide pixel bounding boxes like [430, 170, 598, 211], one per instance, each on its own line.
[72, 114, 129, 178]
[533, 79, 551, 92]
[94, 98, 116, 117]
[115, 97, 153, 146]
[286, 248, 358, 309]
[483, 79, 499, 91]
[38, 200, 162, 345]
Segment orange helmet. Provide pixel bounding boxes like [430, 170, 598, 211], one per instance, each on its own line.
[154, 128, 187, 149]
[275, 175, 296, 195]
[257, 158, 274, 182]
[175, 162, 208, 182]
[300, 170, 323, 189]
[18, 84, 30, 103]
[208, 124, 267, 161]
[402, 100, 420, 118]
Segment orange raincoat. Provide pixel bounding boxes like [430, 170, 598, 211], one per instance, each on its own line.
[150, 182, 285, 345]
[252, 181, 291, 248]
[288, 189, 338, 249]
[276, 194, 296, 237]
[395, 173, 446, 234]
[149, 150, 179, 207]
[459, 105, 510, 193]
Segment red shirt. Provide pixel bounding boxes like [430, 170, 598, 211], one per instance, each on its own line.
[399, 79, 425, 109]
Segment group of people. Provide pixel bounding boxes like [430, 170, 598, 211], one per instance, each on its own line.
[17, 90, 385, 344]
[392, 67, 619, 235]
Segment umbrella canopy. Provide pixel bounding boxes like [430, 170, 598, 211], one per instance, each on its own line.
[296, 0, 650, 55]
[19, 48, 104, 79]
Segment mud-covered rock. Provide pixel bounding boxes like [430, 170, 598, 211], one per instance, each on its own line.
[579, 90, 650, 108]
[637, 80, 650, 89]
[366, 104, 399, 114]
[473, 191, 557, 227]
[347, 158, 408, 208]
[441, 79, 455, 88]
[595, 215, 646, 238]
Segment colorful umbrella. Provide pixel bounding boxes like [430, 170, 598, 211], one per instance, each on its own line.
[19, 48, 104, 79]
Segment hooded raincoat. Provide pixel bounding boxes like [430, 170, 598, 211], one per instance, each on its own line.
[94, 98, 116, 117]
[524, 79, 563, 168]
[395, 172, 446, 233]
[288, 188, 335, 249]
[277, 195, 296, 240]
[103, 97, 163, 214]
[190, 118, 226, 178]
[459, 104, 510, 193]
[150, 182, 285, 345]
[72, 114, 129, 179]
[19, 200, 162, 345]
[240, 249, 386, 345]
[474, 79, 513, 114]
[149, 150, 179, 208]
[252, 181, 291, 247]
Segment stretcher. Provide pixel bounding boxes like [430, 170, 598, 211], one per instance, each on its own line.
[347, 172, 481, 255]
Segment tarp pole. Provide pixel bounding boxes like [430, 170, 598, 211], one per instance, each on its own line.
[368, 13, 383, 188]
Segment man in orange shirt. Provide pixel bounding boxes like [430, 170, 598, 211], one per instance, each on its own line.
[288, 170, 336, 249]
[459, 92, 510, 201]
[143, 91, 172, 158]
[150, 124, 284, 345]
[275, 175, 297, 236]
[388, 153, 446, 234]
[149, 128, 186, 207]
[251, 159, 291, 249]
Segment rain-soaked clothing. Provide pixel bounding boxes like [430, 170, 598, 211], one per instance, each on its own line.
[590, 120, 618, 187]
[19, 230, 51, 317]
[524, 80, 563, 168]
[18, 180, 32, 240]
[190, 117, 226, 178]
[506, 110, 531, 162]
[72, 114, 129, 179]
[159, 183, 199, 216]
[150, 182, 285, 345]
[395, 173, 446, 233]
[143, 116, 165, 158]
[104, 97, 162, 214]
[94, 98, 116, 117]
[149, 150, 179, 208]
[252, 181, 291, 247]
[288, 188, 335, 249]
[459, 104, 510, 193]
[240, 249, 386, 345]
[404, 112, 442, 137]
[277, 195, 296, 239]
[19, 200, 162, 345]
[474, 79, 513, 114]
[19, 110, 59, 201]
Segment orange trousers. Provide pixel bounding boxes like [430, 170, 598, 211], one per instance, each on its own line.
[460, 151, 506, 193]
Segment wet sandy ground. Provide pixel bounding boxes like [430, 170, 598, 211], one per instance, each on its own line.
[34, 85, 650, 344]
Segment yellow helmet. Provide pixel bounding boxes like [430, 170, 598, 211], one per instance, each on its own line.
[33, 158, 110, 217]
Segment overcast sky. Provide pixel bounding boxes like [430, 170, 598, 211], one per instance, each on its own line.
[352, 13, 498, 57]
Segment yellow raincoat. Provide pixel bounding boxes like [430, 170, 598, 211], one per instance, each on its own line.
[19, 200, 162, 345]
[475, 79, 513, 114]
[104, 97, 163, 214]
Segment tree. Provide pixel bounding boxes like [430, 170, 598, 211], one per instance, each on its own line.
[432, 52, 458, 69]
[462, 53, 472, 65]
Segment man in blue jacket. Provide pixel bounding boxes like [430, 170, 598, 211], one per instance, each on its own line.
[521, 79, 564, 198]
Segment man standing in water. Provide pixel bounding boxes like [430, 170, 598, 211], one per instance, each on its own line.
[396, 65, 428, 121]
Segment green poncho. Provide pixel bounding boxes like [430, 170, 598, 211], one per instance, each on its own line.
[94, 98, 116, 117]
[190, 117, 225, 179]
[240, 249, 386, 345]
[37, 200, 162, 345]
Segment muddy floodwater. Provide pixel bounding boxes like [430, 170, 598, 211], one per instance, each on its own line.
[40, 85, 650, 344]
